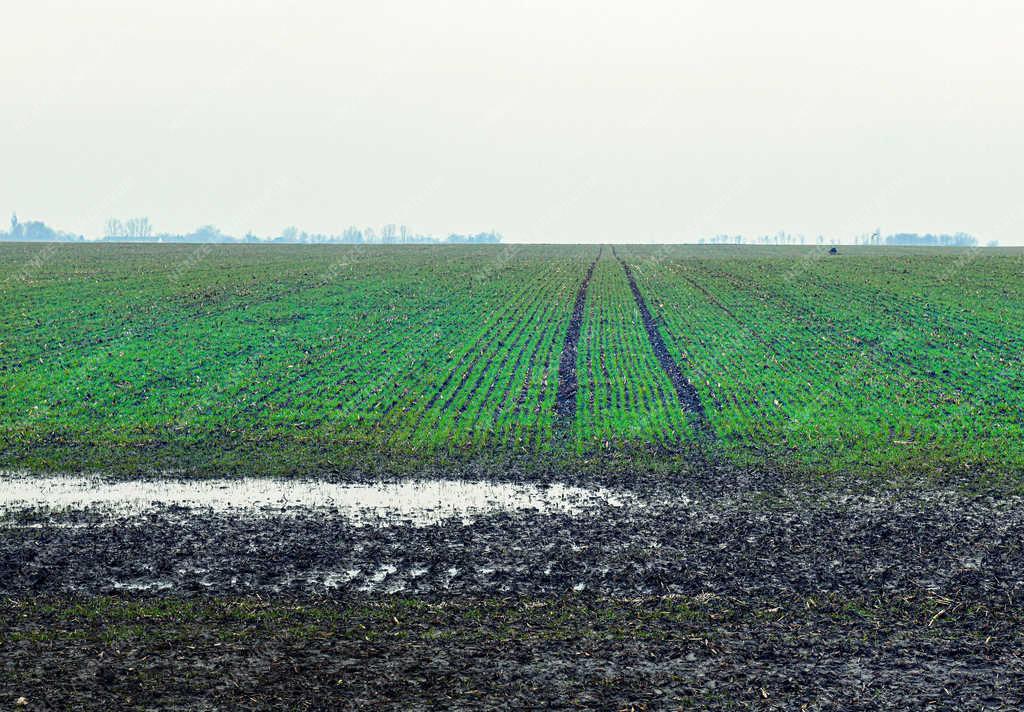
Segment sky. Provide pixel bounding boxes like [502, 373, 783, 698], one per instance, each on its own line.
[2, 0, 1023, 244]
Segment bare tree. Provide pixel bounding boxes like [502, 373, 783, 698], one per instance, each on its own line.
[125, 217, 152, 238]
[104, 218, 124, 238]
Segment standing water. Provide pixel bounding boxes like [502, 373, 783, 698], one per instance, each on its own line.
[0, 472, 626, 526]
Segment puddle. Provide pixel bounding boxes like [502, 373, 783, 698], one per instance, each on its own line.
[0, 472, 625, 526]
[111, 579, 175, 592]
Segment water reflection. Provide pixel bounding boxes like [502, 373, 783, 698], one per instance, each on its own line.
[0, 472, 625, 526]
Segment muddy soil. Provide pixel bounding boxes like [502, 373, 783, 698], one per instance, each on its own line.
[2, 480, 1022, 601]
[554, 247, 601, 421]
[4, 593, 1022, 710]
[2, 472, 1023, 708]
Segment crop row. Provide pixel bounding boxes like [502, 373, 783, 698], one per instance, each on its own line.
[618, 245, 1024, 471]
[2, 243, 1022, 475]
[572, 254, 693, 450]
[0, 245, 594, 460]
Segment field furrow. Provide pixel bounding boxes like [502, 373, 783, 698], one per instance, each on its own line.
[2, 244, 1021, 477]
[572, 251, 694, 450]
[618, 245, 1024, 472]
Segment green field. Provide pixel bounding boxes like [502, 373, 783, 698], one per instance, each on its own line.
[1, 242, 1022, 481]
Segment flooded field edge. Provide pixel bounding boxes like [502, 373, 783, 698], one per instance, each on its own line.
[3, 466, 1023, 707]
[0, 470, 628, 526]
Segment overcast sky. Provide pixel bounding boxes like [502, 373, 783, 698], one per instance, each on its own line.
[2, 0, 1023, 243]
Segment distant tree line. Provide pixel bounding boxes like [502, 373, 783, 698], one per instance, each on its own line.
[0, 215, 502, 245]
[1, 214, 987, 248]
[270, 224, 501, 245]
[697, 230, 987, 247]
[700, 232, 834, 245]
[878, 232, 978, 247]
[104, 217, 153, 239]
[3, 213, 85, 242]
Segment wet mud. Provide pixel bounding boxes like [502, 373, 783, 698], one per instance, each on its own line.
[3, 471, 1023, 708]
[2, 479, 1022, 601]
[4, 593, 1022, 710]
[554, 247, 602, 422]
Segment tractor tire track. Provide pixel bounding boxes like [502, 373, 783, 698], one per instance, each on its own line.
[554, 248, 602, 423]
[612, 247, 714, 440]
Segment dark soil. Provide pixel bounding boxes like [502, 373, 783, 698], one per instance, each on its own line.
[3, 481, 1022, 602]
[612, 248, 712, 438]
[2, 472, 1024, 708]
[4, 593, 1021, 710]
[554, 247, 602, 422]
